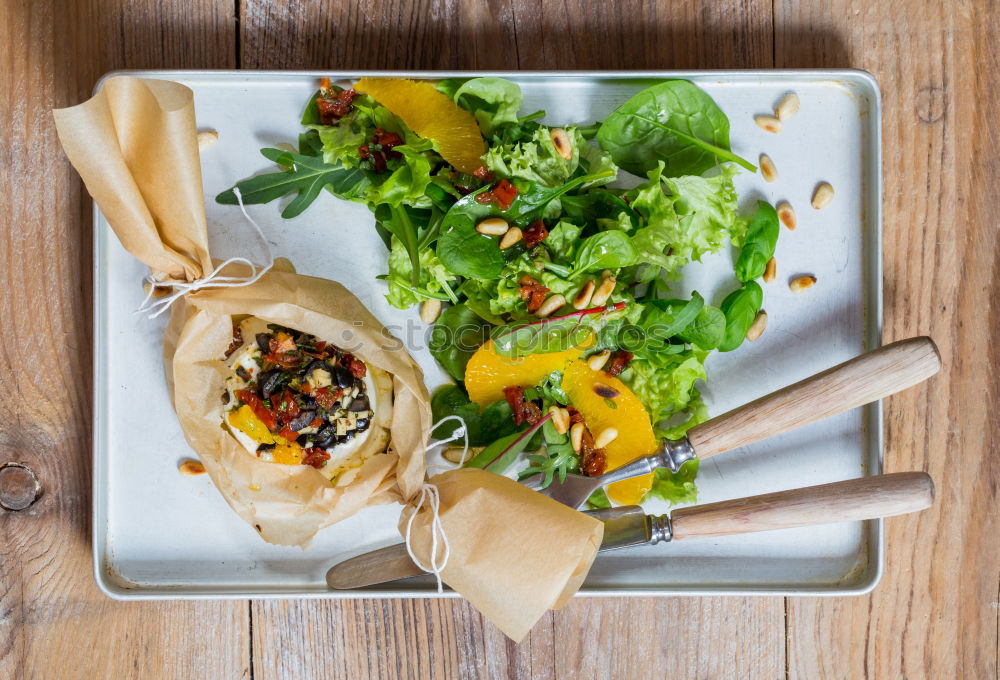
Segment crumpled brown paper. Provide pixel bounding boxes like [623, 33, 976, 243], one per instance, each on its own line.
[54, 75, 603, 640]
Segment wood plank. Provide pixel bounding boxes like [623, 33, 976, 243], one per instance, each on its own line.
[242, 2, 784, 678]
[776, 1, 1000, 678]
[0, 1, 249, 678]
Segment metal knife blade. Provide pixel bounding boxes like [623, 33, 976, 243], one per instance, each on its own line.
[326, 506, 667, 589]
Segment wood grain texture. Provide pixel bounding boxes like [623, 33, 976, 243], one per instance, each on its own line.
[775, 1, 1000, 679]
[688, 337, 940, 459]
[671, 472, 934, 540]
[0, 1, 249, 679]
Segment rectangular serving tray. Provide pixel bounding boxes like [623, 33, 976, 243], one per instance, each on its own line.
[93, 70, 882, 598]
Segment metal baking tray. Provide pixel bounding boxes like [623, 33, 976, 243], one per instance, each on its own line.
[93, 70, 882, 598]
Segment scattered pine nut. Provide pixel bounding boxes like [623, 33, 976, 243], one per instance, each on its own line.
[570, 422, 585, 454]
[592, 382, 620, 399]
[197, 130, 219, 151]
[535, 294, 565, 318]
[811, 182, 834, 209]
[499, 227, 523, 249]
[442, 446, 482, 464]
[572, 280, 596, 309]
[754, 115, 783, 134]
[549, 406, 570, 435]
[590, 276, 617, 306]
[763, 257, 777, 283]
[594, 427, 619, 449]
[789, 275, 817, 293]
[759, 153, 778, 182]
[588, 350, 611, 372]
[476, 217, 509, 236]
[775, 93, 800, 121]
[420, 298, 442, 323]
[777, 201, 797, 230]
[550, 128, 573, 160]
[178, 460, 206, 476]
[745, 310, 768, 341]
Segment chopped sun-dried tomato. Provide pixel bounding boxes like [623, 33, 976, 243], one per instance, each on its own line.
[302, 447, 331, 469]
[472, 165, 495, 182]
[518, 276, 550, 314]
[475, 179, 519, 211]
[566, 405, 585, 425]
[581, 449, 608, 476]
[313, 387, 341, 410]
[236, 389, 278, 431]
[359, 144, 388, 172]
[265, 351, 302, 369]
[605, 350, 634, 377]
[503, 385, 542, 426]
[276, 389, 300, 426]
[224, 323, 243, 359]
[372, 128, 403, 150]
[522, 219, 549, 248]
[278, 425, 299, 442]
[343, 355, 367, 379]
[316, 88, 357, 124]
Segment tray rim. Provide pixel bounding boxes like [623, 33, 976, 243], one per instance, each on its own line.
[91, 68, 883, 600]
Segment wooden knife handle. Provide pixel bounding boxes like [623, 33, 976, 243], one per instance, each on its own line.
[687, 337, 940, 459]
[670, 472, 934, 540]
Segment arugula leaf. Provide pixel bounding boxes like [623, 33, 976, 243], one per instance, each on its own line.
[520, 419, 579, 488]
[216, 149, 370, 218]
[719, 281, 764, 352]
[429, 304, 492, 380]
[735, 200, 780, 282]
[597, 79, 755, 177]
[430, 385, 518, 446]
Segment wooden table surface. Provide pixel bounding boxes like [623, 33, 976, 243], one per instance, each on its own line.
[2, 1, 997, 678]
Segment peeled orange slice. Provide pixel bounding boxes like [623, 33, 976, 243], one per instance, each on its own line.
[562, 360, 658, 505]
[354, 77, 485, 173]
[465, 340, 588, 408]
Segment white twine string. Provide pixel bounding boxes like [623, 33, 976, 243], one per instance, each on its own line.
[404, 415, 469, 593]
[136, 187, 275, 319]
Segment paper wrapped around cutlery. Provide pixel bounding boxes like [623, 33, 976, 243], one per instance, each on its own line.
[54, 75, 603, 640]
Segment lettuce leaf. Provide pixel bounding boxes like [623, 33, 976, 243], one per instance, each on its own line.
[619, 348, 709, 434]
[447, 77, 524, 136]
[385, 237, 457, 308]
[363, 140, 435, 208]
[482, 125, 583, 188]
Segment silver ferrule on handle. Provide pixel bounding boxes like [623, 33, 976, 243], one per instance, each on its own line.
[649, 514, 673, 544]
[655, 437, 697, 473]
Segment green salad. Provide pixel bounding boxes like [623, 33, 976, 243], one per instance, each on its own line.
[218, 76, 778, 507]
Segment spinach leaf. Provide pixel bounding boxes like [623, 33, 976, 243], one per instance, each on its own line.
[572, 230, 639, 274]
[429, 304, 492, 381]
[216, 148, 370, 218]
[719, 281, 763, 352]
[466, 415, 550, 473]
[490, 302, 625, 358]
[560, 191, 639, 229]
[596, 80, 755, 177]
[430, 386, 518, 447]
[734, 200, 779, 282]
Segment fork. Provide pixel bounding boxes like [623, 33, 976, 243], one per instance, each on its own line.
[519, 336, 940, 509]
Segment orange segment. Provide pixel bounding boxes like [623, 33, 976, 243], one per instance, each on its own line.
[465, 340, 588, 408]
[562, 360, 658, 505]
[354, 77, 485, 173]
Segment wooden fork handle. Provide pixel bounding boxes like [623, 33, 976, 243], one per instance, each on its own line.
[671, 472, 934, 540]
[686, 337, 940, 460]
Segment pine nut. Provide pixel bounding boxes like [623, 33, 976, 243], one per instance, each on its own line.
[592, 382, 620, 399]
[789, 275, 817, 293]
[594, 427, 618, 449]
[775, 93, 800, 121]
[754, 115, 783, 134]
[588, 350, 611, 371]
[759, 153, 778, 182]
[442, 446, 482, 464]
[535, 294, 565, 318]
[601, 270, 614, 280]
[811, 182, 834, 209]
[763, 257, 777, 283]
[519, 274, 539, 285]
[420, 298, 442, 323]
[178, 460, 206, 475]
[745, 310, 768, 341]
[777, 201, 797, 230]
[570, 422, 585, 454]
[550, 127, 573, 160]
[549, 406, 570, 435]
[590, 276, 617, 306]
[197, 130, 218, 151]
[572, 279, 596, 309]
[499, 227, 523, 249]
[476, 217, 510, 236]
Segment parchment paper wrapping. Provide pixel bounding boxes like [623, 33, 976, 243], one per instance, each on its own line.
[54, 75, 604, 640]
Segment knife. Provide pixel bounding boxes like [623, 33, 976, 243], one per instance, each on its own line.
[326, 471, 934, 589]
[520, 336, 940, 510]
